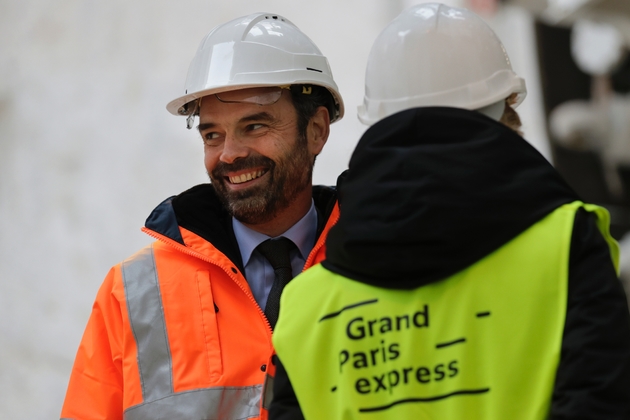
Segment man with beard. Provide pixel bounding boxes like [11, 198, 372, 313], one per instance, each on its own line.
[60, 12, 343, 420]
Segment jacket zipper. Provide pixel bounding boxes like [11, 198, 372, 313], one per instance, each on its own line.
[141, 227, 274, 337]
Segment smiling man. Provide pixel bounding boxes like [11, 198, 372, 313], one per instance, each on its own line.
[199, 86, 330, 236]
[60, 13, 343, 420]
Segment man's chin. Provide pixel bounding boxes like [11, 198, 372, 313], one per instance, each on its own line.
[229, 199, 277, 225]
[218, 186, 276, 223]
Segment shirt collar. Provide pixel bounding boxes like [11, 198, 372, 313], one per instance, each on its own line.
[233, 200, 318, 267]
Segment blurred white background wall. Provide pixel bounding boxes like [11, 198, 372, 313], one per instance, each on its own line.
[0, 0, 545, 417]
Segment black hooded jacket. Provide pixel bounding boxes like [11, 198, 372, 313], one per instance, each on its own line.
[271, 108, 630, 420]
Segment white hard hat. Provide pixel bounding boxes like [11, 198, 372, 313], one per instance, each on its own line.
[358, 3, 527, 126]
[167, 12, 344, 123]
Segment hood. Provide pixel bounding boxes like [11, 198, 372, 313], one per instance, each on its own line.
[323, 107, 579, 289]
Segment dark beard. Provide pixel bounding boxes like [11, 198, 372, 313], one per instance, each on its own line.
[209, 137, 313, 225]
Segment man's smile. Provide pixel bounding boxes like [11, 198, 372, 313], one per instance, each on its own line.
[227, 169, 268, 185]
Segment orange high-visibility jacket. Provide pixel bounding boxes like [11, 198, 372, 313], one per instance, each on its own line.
[60, 184, 339, 420]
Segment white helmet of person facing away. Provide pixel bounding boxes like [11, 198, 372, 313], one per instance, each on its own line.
[167, 12, 344, 128]
[357, 2, 527, 125]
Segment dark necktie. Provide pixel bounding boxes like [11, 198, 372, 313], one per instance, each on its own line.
[256, 237, 296, 329]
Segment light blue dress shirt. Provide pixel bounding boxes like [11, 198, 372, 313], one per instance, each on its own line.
[232, 200, 318, 310]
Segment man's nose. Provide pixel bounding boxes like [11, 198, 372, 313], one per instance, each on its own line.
[219, 134, 249, 164]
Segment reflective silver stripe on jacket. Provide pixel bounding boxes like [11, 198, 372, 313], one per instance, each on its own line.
[121, 246, 262, 419]
[122, 246, 173, 401]
[124, 385, 263, 420]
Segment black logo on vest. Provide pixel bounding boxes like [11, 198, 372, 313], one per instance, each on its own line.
[320, 300, 491, 413]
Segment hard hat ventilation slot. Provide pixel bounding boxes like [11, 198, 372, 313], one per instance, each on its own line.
[306, 67, 322, 73]
[264, 15, 285, 21]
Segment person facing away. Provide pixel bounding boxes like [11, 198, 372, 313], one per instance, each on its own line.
[270, 3, 630, 420]
[60, 12, 345, 420]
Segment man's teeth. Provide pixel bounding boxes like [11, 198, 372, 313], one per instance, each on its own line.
[229, 170, 265, 184]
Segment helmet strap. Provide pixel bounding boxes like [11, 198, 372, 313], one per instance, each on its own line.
[186, 99, 201, 129]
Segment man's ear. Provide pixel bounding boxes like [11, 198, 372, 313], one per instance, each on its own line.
[307, 106, 330, 156]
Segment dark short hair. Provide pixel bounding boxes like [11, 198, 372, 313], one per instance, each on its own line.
[289, 85, 336, 138]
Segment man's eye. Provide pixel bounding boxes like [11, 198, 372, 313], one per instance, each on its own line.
[202, 132, 222, 141]
[202, 132, 222, 145]
[248, 123, 264, 131]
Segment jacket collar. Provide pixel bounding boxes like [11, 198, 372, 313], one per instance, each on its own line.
[145, 183, 338, 273]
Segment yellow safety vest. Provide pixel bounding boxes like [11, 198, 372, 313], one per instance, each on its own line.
[273, 201, 618, 420]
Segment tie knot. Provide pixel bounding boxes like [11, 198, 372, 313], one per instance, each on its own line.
[256, 237, 295, 271]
